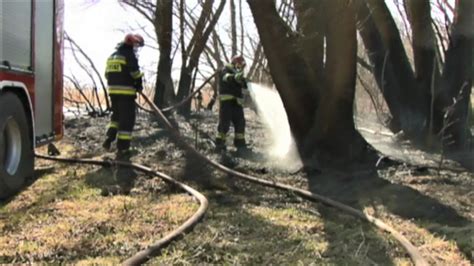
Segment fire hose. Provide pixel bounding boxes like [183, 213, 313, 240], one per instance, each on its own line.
[137, 72, 218, 114]
[35, 87, 428, 265]
[138, 92, 429, 266]
[34, 154, 209, 265]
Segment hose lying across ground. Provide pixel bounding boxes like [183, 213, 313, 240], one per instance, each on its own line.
[139, 92, 429, 266]
[36, 90, 428, 265]
[35, 153, 208, 265]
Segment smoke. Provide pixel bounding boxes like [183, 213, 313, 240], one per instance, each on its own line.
[247, 83, 302, 171]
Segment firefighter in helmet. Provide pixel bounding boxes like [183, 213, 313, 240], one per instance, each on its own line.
[102, 33, 144, 157]
[215, 55, 250, 152]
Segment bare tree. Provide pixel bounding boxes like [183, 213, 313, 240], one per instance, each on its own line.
[120, 0, 175, 109]
[437, 0, 473, 155]
[64, 32, 109, 116]
[358, 0, 472, 165]
[175, 0, 227, 117]
[230, 0, 237, 57]
[247, 0, 373, 166]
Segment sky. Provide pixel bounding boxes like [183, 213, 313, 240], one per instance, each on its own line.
[63, 0, 257, 85]
[63, 0, 455, 86]
[64, 0, 158, 84]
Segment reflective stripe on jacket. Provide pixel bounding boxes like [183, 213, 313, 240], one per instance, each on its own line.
[219, 94, 244, 105]
[108, 85, 137, 96]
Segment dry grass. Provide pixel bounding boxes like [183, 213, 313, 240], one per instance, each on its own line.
[0, 143, 197, 264]
[1, 109, 472, 264]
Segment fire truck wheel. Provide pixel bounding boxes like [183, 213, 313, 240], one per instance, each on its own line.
[0, 92, 34, 199]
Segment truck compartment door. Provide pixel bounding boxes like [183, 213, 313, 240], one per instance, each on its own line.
[0, 1, 32, 69]
[34, 0, 55, 142]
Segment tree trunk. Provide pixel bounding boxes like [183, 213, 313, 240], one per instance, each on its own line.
[306, 0, 370, 164]
[207, 31, 224, 110]
[153, 0, 175, 108]
[177, 0, 226, 117]
[405, 0, 439, 90]
[247, 0, 318, 146]
[248, 0, 373, 166]
[363, 0, 429, 139]
[294, 0, 325, 81]
[177, 65, 194, 114]
[438, 0, 473, 156]
[357, 3, 404, 132]
[230, 0, 237, 57]
[358, 0, 472, 167]
[405, 0, 441, 137]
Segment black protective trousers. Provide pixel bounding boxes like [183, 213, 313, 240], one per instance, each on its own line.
[216, 99, 246, 147]
[105, 95, 136, 151]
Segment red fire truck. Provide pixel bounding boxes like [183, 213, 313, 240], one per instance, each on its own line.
[0, 0, 64, 198]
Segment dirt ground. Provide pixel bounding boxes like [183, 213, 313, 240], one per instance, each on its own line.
[0, 107, 473, 265]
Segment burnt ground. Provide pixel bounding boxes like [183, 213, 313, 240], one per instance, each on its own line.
[1, 107, 473, 265]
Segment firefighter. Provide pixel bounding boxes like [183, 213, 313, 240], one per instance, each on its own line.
[102, 33, 144, 157]
[215, 55, 250, 153]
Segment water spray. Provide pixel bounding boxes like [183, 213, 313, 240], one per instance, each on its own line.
[247, 82, 302, 170]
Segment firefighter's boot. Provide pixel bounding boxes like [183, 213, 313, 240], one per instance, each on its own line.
[102, 138, 113, 151]
[116, 148, 139, 160]
[215, 135, 227, 152]
[236, 145, 251, 157]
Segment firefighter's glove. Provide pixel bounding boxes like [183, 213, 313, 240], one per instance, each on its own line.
[235, 72, 247, 85]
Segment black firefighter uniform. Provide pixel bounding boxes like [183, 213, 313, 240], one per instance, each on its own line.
[216, 64, 248, 148]
[104, 43, 143, 151]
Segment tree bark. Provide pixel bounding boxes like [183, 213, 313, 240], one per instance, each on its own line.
[307, 0, 370, 163]
[154, 0, 175, 109]
[357, 3, 404, 132]
[360, 1, 429, 139]
[405, 0, 439, 90]
[207, 31, 225, 110]
[294, 0, 325, 81]
[358, 0, 472, 165]
[248, 0, 373, 166]
[405, 0, 442, 136]
[230, 0, 237, 57]
[438, 0, 473, 155]
[247, 0, 317, 146]
[177, 0, 226, 117]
